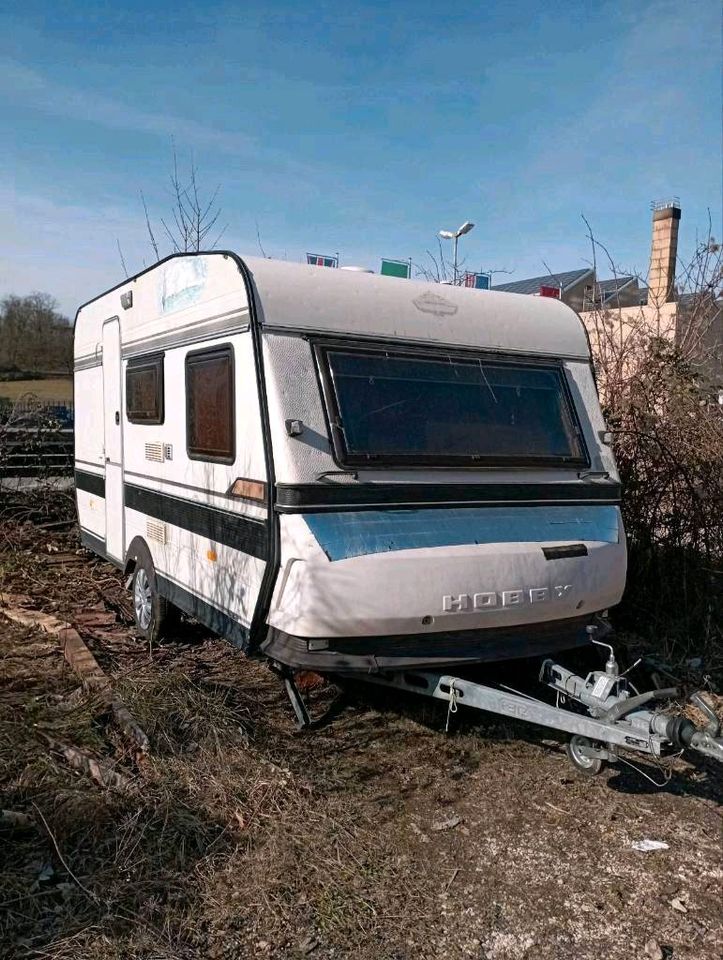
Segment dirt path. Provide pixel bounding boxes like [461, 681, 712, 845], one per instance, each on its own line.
[1, 516, 721, 959]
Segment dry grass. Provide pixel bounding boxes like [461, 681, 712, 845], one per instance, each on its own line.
[1, 489, 721, 960]
[0, 499, 431, 958]
[0, 626, 431, 959]
[0, 379, 73, 402]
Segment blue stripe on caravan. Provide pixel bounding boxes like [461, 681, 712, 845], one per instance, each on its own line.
[304, 505, 620, 561]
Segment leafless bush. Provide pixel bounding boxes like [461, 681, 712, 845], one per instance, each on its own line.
[584, 233, 723, 661]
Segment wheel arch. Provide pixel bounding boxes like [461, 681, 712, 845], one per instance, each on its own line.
[124, 536, 155, 579]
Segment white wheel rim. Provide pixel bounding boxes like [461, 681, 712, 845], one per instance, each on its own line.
[570, 736, 597, 769]
[134, 569, 152, 630]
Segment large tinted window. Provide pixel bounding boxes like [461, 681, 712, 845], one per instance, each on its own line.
[186, 346, 234, 462]
[126, 355, 164, 424]
[320, 347, 587, 467]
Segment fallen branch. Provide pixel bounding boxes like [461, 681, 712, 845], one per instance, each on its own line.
[108, 697, 150, 754]
[47, 737, 133, 791]
[0, 593, 150, 753]
[0, 598, 68, 635]
[31, 802, 97, 902]
[58, 626, 111, 689]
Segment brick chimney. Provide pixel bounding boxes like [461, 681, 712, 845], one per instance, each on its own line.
[648, 198, 681, 306]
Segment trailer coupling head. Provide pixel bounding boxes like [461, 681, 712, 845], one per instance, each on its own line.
[651, 700, 723, 763]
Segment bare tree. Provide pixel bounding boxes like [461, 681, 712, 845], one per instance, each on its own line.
[0, 294, 72, 374]
[413, 235, 510, 287]
[116, 239, 129, 279]
[141, 144, 228, 260]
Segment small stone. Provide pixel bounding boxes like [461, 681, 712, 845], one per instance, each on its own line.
[644, 939, 664, 960]
[431, 813, 463, 832]
[670, 897, 687, 914]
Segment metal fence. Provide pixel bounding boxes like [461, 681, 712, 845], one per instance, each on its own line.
[0, 398, 74, 428]
[0, 401, 74, 478]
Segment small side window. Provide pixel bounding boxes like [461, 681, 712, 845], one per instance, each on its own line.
[186, 345, 235, 462]
[126, 355, 164, 424]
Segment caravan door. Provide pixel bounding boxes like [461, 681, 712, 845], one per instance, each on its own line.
[102, 318, 124, 562]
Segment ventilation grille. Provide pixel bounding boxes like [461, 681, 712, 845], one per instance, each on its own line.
[144, 441, 164, 463]
[146, 519, 167, 545]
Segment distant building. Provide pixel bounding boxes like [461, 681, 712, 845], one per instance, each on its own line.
[492, 268, 650, 312]
[492, 201, 721, 387]
[493, 268, 594, 312]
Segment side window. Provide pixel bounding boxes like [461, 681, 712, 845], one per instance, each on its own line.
[185, 345, 235, 462]
[126, 355, 164, 424]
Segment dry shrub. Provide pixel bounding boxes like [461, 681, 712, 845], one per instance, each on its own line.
[585, 235, 722, 669]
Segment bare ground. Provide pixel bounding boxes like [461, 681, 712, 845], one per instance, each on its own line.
[1, 504, 721, 960]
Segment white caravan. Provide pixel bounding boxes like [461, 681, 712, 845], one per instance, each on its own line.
[74, 252, 723, 773]
[75, 252, 625, 669]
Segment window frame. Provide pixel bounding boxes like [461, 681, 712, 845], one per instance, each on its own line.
[185, 343, 236, 464]
[125, 353, 165, 425]
[313, 339, 590, 470]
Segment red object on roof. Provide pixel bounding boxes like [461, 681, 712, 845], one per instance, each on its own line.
[539, 285, 561, 299]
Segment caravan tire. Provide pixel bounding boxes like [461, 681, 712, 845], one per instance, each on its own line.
[129, 545, 170, 644]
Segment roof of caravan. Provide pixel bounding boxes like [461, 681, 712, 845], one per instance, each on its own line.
[75, 252, 591, 361]
[243, 255, 590, 359]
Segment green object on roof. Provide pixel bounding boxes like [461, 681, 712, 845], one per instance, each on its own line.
[381, 258, 411, 279]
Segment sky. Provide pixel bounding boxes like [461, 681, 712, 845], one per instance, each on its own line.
[1, 0, 721, 318]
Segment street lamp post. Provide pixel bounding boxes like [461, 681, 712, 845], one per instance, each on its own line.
[439, 221, 475, 284]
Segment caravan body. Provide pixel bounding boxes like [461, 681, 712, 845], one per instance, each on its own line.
[74, 253, 626, 673]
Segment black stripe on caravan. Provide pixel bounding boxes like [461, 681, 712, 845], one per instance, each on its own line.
[79, 528, 112, 562]
[156, 574, 250, 649]
[75, 470, 106, 497]
[79, 529, 249, 649]
[124, 483, 268, 560]
[275, 481, 622, 513]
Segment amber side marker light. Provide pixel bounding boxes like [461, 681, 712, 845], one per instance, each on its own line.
[228, 478, 267, 502]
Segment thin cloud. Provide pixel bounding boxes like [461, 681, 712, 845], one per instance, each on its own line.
[0, 182, 151, 314]
[1, 59, 256, 155]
